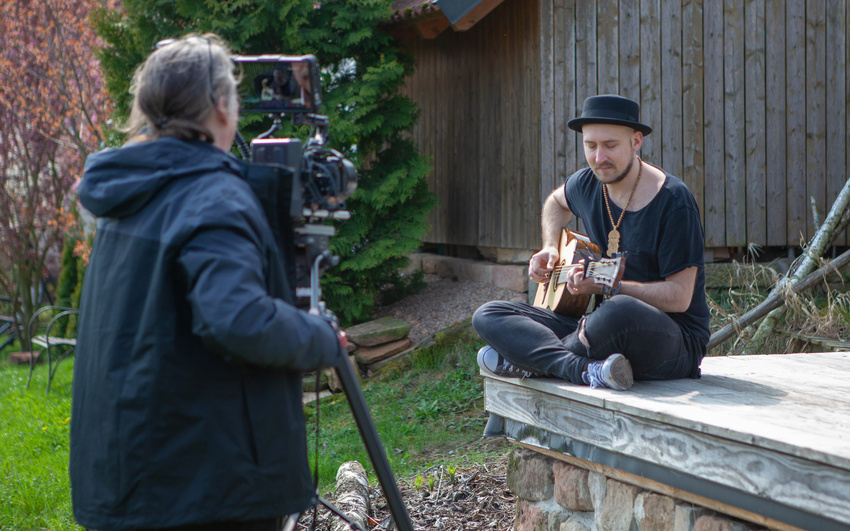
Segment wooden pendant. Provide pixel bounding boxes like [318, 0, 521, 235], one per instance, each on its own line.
[608, 229, 620, 255]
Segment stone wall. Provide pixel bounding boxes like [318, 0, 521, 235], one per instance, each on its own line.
[508, 447, 769, 531]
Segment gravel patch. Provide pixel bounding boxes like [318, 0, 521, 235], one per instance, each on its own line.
[370, 274, 528, 345]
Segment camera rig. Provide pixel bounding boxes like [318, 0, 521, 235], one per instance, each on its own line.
[237, 111, 356, 305]
[233, 54, 413, 531]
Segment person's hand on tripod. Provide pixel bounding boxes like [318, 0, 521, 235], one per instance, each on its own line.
[310, 307, 348, 350]
[336, 328, 348, 349]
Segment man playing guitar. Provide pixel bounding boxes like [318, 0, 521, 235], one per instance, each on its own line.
[473, 95, 710, 390]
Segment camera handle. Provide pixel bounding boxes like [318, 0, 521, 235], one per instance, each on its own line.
[309, 251, 414, 531]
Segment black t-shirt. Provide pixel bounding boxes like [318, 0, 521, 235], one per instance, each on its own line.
[564, 167, 710, 361]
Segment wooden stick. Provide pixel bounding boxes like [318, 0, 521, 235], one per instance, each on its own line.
[743, 174, 850, 354]
[708, 248, 850, 351]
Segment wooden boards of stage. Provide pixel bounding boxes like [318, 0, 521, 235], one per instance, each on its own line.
[482, 352, 850, 528]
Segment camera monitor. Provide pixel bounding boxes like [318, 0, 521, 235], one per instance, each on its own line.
[233, 54, 321, 114]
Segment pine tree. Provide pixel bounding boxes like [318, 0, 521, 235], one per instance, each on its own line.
[94, 0, 433, 325]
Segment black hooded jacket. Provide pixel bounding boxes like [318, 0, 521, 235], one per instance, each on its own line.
[70, 138, 339, 529]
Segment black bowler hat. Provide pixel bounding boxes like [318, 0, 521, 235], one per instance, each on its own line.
[567, 95, 652, 136]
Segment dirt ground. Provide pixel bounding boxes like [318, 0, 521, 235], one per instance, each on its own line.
[296, 447, 517, 530]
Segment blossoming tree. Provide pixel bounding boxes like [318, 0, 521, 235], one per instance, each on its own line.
[0, 0, 113, 350]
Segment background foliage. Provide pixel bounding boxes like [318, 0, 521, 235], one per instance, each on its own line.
[0, 0, 111, 348]
[95, 0, 434, 325]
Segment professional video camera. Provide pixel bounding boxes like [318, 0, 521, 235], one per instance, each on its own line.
[232, 54, 412, 531]
[232, 54, 357, 307]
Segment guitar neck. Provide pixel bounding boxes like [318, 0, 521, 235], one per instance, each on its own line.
[551, 263, 582, 286]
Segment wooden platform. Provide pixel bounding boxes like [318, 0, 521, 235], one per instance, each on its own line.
[481, 352, 850, 531]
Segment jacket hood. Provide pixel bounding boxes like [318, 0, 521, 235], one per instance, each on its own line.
[79, 138, 245, 218]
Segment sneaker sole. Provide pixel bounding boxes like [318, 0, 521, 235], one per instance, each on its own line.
[476, 346, 498, 377]
[477, 346, 542, 379]
[605, 354, 634, 390]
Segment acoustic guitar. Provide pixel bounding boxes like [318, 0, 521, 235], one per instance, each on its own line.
[532, 230, 625, 318]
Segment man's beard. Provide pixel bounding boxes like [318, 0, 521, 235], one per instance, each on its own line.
[594, 156, 634, 185]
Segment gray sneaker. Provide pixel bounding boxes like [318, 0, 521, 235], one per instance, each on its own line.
[582, 353, 633, 390]
[477, 346, 543, 379]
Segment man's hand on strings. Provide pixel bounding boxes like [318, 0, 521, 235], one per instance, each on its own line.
[565, 260, 603, 296]
[529, 247, 559, 283]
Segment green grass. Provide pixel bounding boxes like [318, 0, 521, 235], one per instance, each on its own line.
[0, 338, 80, 530]
[304, 336, 508, 493]
[0, 333, 506, 527]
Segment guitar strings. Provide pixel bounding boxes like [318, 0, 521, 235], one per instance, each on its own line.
[548, 263, 583, 274]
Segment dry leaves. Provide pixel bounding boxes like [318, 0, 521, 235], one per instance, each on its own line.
[297, 459, 516, 531]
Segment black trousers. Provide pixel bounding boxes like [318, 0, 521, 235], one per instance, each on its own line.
[472, 295, 696, 384]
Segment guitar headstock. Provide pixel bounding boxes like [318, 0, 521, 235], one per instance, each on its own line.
[582, 254, 626, 288]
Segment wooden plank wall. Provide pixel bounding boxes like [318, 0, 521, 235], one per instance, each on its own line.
[544, 0, 849, 249]
[401, 0, 849, 251]
[400, 0, 541, 249]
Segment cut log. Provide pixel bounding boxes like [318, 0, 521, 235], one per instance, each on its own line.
[331, 461, 372, 531]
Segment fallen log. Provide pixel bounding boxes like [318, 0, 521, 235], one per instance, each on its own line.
[708, 248, 850, 351]
[331, 461, 372, 531]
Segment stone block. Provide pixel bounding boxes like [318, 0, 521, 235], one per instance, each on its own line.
[560, 521, 589, 531]
[588, 472, 607, 512]
[354, 338, 411, 365]
[404, 252, 425, 273]
[507, 448, 554, 502]
[7, 351, 40, 365]
[493, 264, 530, 292]
[692, 515, 757, 531]
[346, 317, 410, 347]
[302, 389, 333, 405]
[364, 346, 415, 374]
[634, 492, 675, 531]
[451, 258, 493, 283]
[553, 462, 593, 511]
[325, 355, 359, 392]
[478, 246, 535, 264]
[302, 371, 330, 393]
[674, 504, 712, 531]
[514, 499, 547, 531]
[548, 510, 567, 531]
[596, 479, 638, 531]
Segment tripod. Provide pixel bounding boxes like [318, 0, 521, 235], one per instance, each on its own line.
[296, 250, 414, 531]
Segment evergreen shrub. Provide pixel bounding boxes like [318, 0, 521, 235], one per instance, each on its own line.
[94, 0, 434, 325]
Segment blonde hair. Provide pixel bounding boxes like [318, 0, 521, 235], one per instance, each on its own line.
[126, 33, 240, 142]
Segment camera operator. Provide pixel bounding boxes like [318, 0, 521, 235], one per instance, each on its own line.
[70, 33, 345, 531]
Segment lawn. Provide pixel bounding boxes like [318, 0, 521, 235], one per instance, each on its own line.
[0, 342, 78, 530]
[0, 332, 505, 529]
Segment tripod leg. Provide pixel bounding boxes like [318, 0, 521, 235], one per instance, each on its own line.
[334, 349, 414, 531]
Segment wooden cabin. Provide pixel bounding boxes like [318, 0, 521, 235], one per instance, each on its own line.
[387, 0, 850, 261]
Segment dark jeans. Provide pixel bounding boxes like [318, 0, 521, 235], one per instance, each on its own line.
[472, 295, 695, 384]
